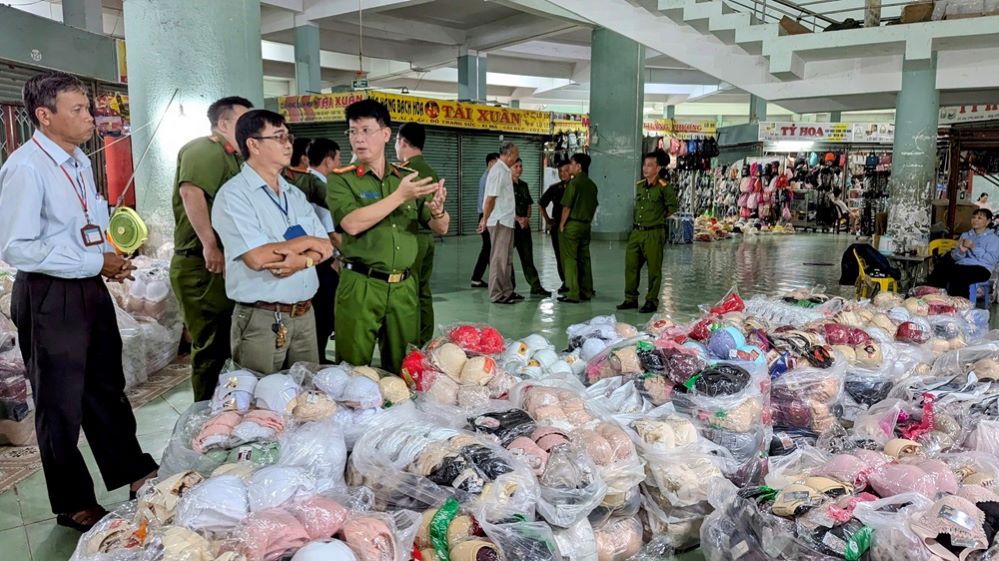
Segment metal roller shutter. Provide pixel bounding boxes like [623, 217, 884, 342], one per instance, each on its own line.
[418, 128, 459, 237]
[459, 134, 502, 235]
[288, 122, 352, 163]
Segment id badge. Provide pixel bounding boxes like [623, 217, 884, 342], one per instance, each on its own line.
[81, 224, 104, 247]
[283, 224, 307, 240]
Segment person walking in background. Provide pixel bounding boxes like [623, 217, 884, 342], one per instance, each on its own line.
[471, 152, 499, 287]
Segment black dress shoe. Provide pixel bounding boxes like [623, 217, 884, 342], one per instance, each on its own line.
[639, 302, 659, 313]
[531, 288, 550, 296]
[557, 296, 580, 303]
[557, 285, 569, 293]
[493, 297, 517, 304]
[510, 292, 525, 301]
[616, 301, 638, 310]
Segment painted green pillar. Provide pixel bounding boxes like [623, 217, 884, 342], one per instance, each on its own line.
[295, 23, 322, 95]
[589, 28, 644, 239]
[63, 0, 103, 33]
[886, 54, 939, 253]
[123, 0, 263, 248]
[666, 105, 676, 119]
[749, 94, 767, 122]
[458, 53, 487, 102]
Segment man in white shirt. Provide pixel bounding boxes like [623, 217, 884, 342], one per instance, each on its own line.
[0, 71, 157, 532]
[478, 142, 519, 303]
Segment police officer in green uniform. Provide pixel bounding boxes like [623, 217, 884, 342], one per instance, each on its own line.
[170, 96, 252, 400]
[618, 151, 678, 313]
[327, 100, 449, 374]
[511, 158, 546, 295]
[283, 138, 342, 363]
[557, 153, 598, 304]
[394, 122, 439, 345]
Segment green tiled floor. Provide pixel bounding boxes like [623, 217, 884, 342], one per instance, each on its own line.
[0, 232, 882, 560]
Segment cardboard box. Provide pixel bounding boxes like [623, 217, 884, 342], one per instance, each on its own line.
[779, 16, 812, 35]
[901, 2, 935, 22]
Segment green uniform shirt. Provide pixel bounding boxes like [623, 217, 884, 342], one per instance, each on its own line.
[283, 167, 329, 209]
[172, 135, 242, 252]
[403, 154, 439, 234]
[513, 179, 533, 218]
[560, 172, 599, 223]
[327, 162, 432, 273]
[633, 177, 677, 227]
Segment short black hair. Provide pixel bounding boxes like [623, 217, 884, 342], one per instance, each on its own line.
[974, 208, 994, 221]
[23, 71, 89, 127]
[345, 99, 391, 128]
[307, 138, 341, 166]
[292, 137, 312, 167]
[235, 109, 286, 160]
[397, 122, 426, 151]
[486, 153, 500, 165]
[207, 96, 254, 129]
[571, 152, 591, 174]
[514, 157, 523, 165]
[645, 149, 670, 168]
[557, 159, 572, 168]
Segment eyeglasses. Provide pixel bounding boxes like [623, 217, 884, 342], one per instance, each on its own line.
[346, 127, 384, 139]
[252, 132, 294, 145]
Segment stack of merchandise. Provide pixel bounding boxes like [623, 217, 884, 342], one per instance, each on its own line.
[72, 281, 999, 561]
[0, 263, 33, 444]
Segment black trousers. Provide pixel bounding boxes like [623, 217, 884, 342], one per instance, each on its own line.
[550, 228, 565, 285]
[927, 254, 991, 298]
[11, 273, 157, 514]
[472, 213, 491, 282]
[314, 259, 340, 364]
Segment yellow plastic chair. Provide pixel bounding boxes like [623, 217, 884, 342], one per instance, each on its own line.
[928, 238, 957, 256]
[854, 249, 899, 299]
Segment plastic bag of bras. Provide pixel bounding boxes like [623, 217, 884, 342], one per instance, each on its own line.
[770, 359, 847, 435]
[347, 408, 538, 522]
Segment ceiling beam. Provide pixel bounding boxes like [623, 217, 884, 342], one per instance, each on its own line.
[487, 55, 575, 79]
[645, 68, 720, 86]
[497, 39, 591, 61]
[261, 0, 304, 11]
[302, 0, 434, 21]
[334, 13, 466, 45]
[489, 0, 594, 24]
[466, 14, 579, 52]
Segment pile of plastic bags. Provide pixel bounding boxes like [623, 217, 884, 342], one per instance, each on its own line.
[71, 283, 999, 561]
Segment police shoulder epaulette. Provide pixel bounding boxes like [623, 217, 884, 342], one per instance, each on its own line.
[636, 178, 645, 185]
[658, 178, 668, 187]
[333, 165, 358, 174]
[209, 135, 237, 155]
[392, 162, 418, 176]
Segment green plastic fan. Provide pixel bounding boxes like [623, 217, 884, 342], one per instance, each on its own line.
[107, 206, 148, 255]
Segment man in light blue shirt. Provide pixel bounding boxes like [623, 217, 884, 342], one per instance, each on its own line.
[470, 152, 500, 287]
[212, 110, 333, 374]
[0, 71, 157, 532]
[928, 208, 999, 298]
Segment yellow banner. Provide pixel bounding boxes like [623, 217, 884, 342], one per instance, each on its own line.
[369, 92, 552, 135]
[552, 114, 589, 134]
[642, 118, 717, 138]
[278, 93, 367, 123]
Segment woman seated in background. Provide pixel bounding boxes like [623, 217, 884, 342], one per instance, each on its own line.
[926, 208, 999, 298]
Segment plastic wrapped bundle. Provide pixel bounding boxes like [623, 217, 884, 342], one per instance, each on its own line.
[115, 306, 149, 388]
[480, 518, 562, 561]
[160, 402, 229, 477]
[348, 409, 538, 522]
[439, 324, 507, 356]
[770, 358, 847, 436]
[581, 337, 652, 385]
[278, 418, 347, 492]
[852, 493, 937, 561]
[699, 485, 800, 561]
[0, 347, 31, 423]
[590, 516, 643, 561]
[535, 442, 607, 528]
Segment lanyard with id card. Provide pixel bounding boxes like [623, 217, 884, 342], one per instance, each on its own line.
[32, 138, 105, 247]
[261, 185, 307, 240]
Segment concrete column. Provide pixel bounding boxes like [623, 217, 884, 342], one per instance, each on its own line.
[123, 0, 263, 247]
[63, 0, 103, 34]
[589, 28, 644, 239]
[749, 94, 767, 122]
[666, 105, 676, 119]
[865, 0, 882, 27]
[294, 23, 322, 95]
[829, 111, 842, 122]
[458, 53, 487, 102]
[886, 54, 939, 253]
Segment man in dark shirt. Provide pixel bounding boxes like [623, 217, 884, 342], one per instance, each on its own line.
[540, 159, 571, 293]
[511, 158, 546, 295]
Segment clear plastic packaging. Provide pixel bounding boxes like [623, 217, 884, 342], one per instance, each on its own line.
[852, 493, 936, 561]
[590, 516, 643, 561]
[175, 473, 250, 533]
[535, 442, 607, 528]
[770, 359, 846, 435]
[479, 518, 562, 561]
[278, 419, 347, 492]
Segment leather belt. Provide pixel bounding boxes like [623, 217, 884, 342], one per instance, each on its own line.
[240, 300, 312, 317]
[345, 262, 410, 284]
[632, 224, 665, 231]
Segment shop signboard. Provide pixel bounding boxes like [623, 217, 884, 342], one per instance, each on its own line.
[368, 91, 552, 135]
[278, 93, 367, 123]
[939, 104, 999, 125]
[758, 121, 854, 142]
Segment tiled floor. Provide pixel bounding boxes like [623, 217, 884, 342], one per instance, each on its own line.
[0, 232, 898, 560]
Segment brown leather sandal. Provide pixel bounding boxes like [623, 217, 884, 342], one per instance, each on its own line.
[56, 505, 108, 532]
